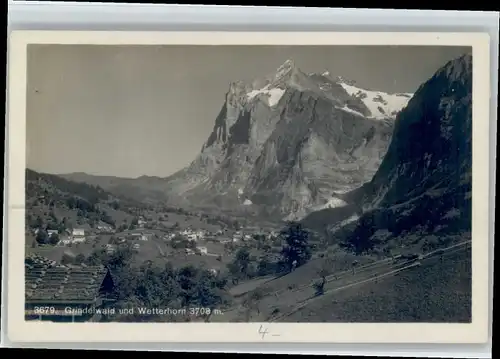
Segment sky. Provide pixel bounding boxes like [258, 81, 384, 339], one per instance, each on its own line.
[26, 44, 470, 178]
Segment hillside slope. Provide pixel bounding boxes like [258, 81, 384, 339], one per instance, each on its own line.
[282, 245, 471, 322]
[59, 172, 171, 204]
[25, 169, 139, 235]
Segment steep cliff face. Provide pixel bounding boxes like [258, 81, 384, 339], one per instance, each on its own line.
[164, 60, 413, 219]
[329, 53, 473, 252]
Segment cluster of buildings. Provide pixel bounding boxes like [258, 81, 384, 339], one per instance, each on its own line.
[162, 227, 277, 244]
[184, 246, 209, 256]
[34, 222, 119, 247]
[96, 224, 115, 234]
[116, 230, 154, 242]
[59, 228, 87, 245]
[32, 227, 87, 246]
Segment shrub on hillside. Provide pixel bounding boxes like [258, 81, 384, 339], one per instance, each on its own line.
[35, 229, 49, 245]
[48, 233, 60, 245]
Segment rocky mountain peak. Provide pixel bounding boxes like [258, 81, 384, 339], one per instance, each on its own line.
[275, 59, 297, 77]
[228, 80, 251, 96]
[440, 53, 472, 82]
[334, 75, 357, 86]
[163, 58, 417, 219]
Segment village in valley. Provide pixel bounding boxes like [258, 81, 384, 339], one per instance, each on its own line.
[27, 208, 283, 274]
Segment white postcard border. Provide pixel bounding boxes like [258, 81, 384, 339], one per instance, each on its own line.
[6, 30, 492, 344]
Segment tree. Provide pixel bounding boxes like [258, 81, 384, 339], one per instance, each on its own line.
[191, 270, 228, 322]
[257, 257, 277, 276]
[106, 246, 134, 271]
[279, 222, 312, 272]
[58, 217, 68, 233]
[35, 229, 49, 245]
[49, 232, 60, 245]
[85, 250, 105, 266]
[228, 247, 259, 282]
[232, 248, 251, 279]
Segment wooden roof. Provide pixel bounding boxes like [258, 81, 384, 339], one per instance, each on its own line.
[25, 255, 110, 304]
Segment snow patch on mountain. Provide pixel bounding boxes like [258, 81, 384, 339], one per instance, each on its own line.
[247, 85, 286, 107]
[313, 196, 349, 212]
[340, 82, 413, 119]
[336, 105, 366, 118]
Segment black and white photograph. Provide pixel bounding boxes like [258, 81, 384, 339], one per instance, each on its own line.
[5, 31, 492, 344]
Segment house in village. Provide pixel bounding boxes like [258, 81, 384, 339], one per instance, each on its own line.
[137, 217, 146, 228]
[59, 228, 84, 246]
[105, 244, 116, 255]
[128, 232, 142, 240]
[126, 231, 152, 242]
[232, 232, 243, 243]
[25, 256, 115, 322]
[97, 224, 114, 234]
[196, 246, 208, 255]
[71, 229, 86, 243]
[140, 233, 153, 241]
[132, 243, 141, 251]
[180, 229, 205, 242]
[204, 232, 218, 242]
[116, 236, 127, 244]
[163, 233, 176, 241]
